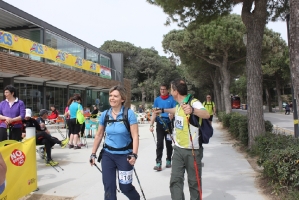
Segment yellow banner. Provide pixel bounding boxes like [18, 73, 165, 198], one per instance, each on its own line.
[0, 138, 37, 200]
[0, 31, 100, 73]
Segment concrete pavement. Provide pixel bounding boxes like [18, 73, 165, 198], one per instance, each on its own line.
[24, 121, 267, 200]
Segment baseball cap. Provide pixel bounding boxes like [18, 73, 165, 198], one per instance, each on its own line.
[39, 109, 48, 116]
[25, 108, 32, 117]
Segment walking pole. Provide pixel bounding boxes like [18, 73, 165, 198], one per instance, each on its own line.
[186, 114, 202, 200]
[90, 161, 121, 193]
[150, 130, 157, 145]
[133, 167, 146, 200]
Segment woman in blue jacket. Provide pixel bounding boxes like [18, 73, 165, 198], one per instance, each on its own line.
[90, 85, 140, 200]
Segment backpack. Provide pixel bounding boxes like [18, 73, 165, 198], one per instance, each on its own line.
[76, 104, 85, 124]
[203, 101, 214, 111]
[188, 97, 213, 145]
[97, 107, 132, 163]
[103, 107, 132, 150]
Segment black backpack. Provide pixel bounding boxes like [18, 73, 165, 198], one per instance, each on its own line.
[97, 107, 132, 163]
[103, 107, 132, 151]
[187, 97, 213, 145]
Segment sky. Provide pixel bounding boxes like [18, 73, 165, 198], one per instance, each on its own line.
[5, 0, 288, 57]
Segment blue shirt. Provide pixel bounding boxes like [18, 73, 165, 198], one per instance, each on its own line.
[99, 107, 137, 154]
[153, 95, 177, 124]
[69, 102, 83, 119]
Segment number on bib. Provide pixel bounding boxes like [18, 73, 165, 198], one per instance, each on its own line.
[118, 169, 133, 184]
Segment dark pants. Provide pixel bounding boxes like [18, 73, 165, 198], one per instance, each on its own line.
[156, 122, 173, 163]
[0, 127, 22, 142]
[285, 109, 290, 115]
[101, 150, 140, 200]
[81, 122, 85, 136]
[36, 132, 61, 161]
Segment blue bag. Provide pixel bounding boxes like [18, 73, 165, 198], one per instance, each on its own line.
[188, 97, 214, 145]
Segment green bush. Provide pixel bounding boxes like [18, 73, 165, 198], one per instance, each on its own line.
[262, 145, 299, 189]
[222, 113, 232, 128]
[265, 120, 273, 132]
[251, 133, 299, 191]
[238, 115, 248, 146]
[217, 112, 225, 122]
[229, 113, 242, 137]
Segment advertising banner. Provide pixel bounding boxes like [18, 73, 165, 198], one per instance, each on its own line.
[0, 138, 37, 200]
[100, 65, 112, 79]
[0, 30, 100, 73]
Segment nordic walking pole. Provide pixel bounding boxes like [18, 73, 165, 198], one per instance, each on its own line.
[133, 167, 146, 200]
[90, 160, 121, 193]
[150, 130, 156, 145]
[186, 113, 202, 200]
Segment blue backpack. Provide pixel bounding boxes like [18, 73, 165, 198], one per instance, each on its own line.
[187, 97, 213, 145]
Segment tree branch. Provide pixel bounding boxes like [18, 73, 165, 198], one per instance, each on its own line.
[195, 54, 222, 68]
[229, 56, 246, 65]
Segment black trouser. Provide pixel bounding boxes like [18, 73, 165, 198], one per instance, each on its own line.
[156, 122, 173, 162]
[0, 127, 22, 142]
[36, 132, 61, 161]
[81, 122, 85, 136]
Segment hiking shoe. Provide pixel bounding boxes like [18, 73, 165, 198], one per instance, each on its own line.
[87, 135, 92, 138]
[46, 160, 59, 166]
[68, 144, 74, 149]
[61, 138, 69, 148]
[153, 162, 162, 171]
[74, 145, 81, 149]
[166, 160, 172, 168]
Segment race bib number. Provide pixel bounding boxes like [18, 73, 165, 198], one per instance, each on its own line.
[118, 169, 133, 184]
[175, 116, 184, 130]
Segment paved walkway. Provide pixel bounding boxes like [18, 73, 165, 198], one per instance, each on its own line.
[25, 121, 267, 200]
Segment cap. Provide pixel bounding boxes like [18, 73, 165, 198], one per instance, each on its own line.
[39, 109, 48, 116]
[25, 108, 32, 117]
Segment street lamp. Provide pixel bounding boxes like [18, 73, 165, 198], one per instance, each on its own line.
[286, 14, 299, 138]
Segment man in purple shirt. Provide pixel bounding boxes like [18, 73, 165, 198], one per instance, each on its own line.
[0, 85, 25, 142]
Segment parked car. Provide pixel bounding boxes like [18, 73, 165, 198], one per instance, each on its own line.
[282, 102, 287, 108]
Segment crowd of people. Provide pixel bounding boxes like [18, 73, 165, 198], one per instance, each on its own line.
[0, 85, 99, 166]
[0, 81, 215, 200]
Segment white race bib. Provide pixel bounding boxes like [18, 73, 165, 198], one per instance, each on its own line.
[118, 169, 133, 184]
[175, 116, 184, 130]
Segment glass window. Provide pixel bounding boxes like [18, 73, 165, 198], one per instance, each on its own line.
[86, 49, 99, 63]
[45, 31, 84, 58]
[100, 55, 110, 68]
[16, 83, 43, 115]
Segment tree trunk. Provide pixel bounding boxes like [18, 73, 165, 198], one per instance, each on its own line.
[213, 69, 222, 112]
[220, 52, 232, 114]
[154, 88, 157, 100]
[275, 74, 283, 112]
[242, 0, 267, 148]
[265, 87, 272, 112]
[219, 80, 225, 112]
[141, 87, 146, 106]
[289, 0, 299, 121]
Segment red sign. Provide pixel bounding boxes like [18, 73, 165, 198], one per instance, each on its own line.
[10, 149, 26, 166]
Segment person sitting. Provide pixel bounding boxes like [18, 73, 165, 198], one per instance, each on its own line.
[48, 105, 59, 123]
[91, 105, 98, 118]
[23, 109, 68, 166]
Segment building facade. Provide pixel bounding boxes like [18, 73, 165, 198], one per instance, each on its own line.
[0, 1, 130, 114]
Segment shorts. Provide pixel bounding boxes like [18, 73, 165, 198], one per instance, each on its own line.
[69, 118, 82, 135]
